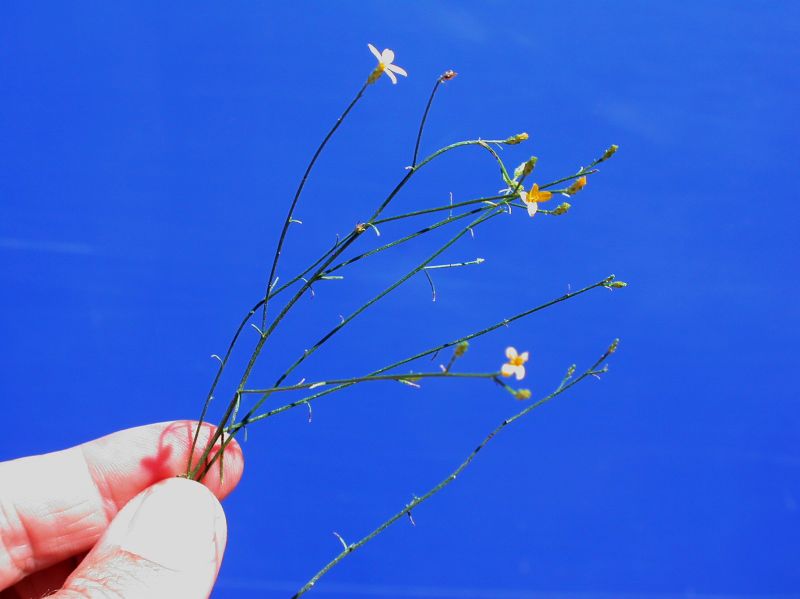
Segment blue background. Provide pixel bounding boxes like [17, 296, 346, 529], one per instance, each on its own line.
[2, 2, 798, 598]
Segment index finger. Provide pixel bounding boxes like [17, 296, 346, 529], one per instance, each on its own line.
[0, 420, 244, 590]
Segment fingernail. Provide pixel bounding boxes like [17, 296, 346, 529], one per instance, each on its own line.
[116, 478, 227, 572]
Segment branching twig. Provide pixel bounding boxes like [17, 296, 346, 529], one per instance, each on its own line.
[291, 340, 620, 598]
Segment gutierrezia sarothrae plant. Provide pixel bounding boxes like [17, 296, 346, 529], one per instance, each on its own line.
[184, 42, 627, 598]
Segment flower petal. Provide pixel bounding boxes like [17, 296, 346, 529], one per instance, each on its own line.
[527, 202, 538, 217]
[519, 352, 529, 363]
[381, 48, 395, 63]
[515, 365, 526, 381]
[505, 346, 518, 360]
[537, 190, 553, 202]
[501, 363, 515, 377]
[368, 43, 382, 61]
[387, 64, 407, 77]
[385, 68, 398, 84]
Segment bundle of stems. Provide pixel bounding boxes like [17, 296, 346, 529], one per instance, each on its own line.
[183, 45, 625, 596]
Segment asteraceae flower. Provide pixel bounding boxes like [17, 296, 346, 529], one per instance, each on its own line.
[519, 184, 553, 217]
[501, 346, 529, 380]
[367, 44, 408, 84]
[566, 176, 587, 195]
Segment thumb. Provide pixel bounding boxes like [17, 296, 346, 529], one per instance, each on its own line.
[54, 478, 227, 599]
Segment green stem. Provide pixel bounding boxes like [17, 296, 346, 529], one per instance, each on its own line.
[240, 371, 498, 395]
[225, 275, 615, 432]
[261, 83, 369, 330]
[192, 136, 532, 479]
[327, 201, 503, 275]
[411, 78, 443, 167]
[373, 194, 508, 225]
[291, 341, 619, 598]
[540, 168, 599, 190]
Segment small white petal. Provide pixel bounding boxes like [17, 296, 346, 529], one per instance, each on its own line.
[387, 64, 408, 77]
[519, 352, 529, 363]
[515, 366, 526, 381]
[385, 69, 397, 84]
[505, 346, 518, 360]
[368, 43, 382, 61]
[527, 202, 538, 218]
[381, 48, 395, 63]
[501, 363, 515, 377]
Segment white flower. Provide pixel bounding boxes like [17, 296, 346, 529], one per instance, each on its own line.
[368, 44, 408, 84]
[501, 346, 529, 381]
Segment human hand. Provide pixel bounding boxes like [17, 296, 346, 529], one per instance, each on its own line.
[0, 421, 244, 599]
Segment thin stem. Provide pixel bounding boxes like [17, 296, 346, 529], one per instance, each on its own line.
[188, 232, 360, 479]
[240, 371, 498, 395]
[196, 208, 506, 479]
[291, 341, 620, 598]
[188, 82, 368, 474]
[192, 136, 532, 479]
[363, 138, 510, 225]
[261, 83, 368, 331]
[278, 208, 501, 383]
[411, 78, 442, 167]
[540, 168, 599, 190]
[225, 275, 615, 431]
[423, 258, 483, 270]
[259, 209, 500, 412]
[269, 234, 345, 298]
[373, 194, 508, 226]
[327, 201, 502, 275]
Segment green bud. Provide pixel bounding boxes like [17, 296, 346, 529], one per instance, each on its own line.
[504, 132, 529, 145]
[601, 144, 619, 161]
[551, 202, 571, 215]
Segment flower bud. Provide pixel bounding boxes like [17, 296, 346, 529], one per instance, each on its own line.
[454, 341, 469, 357]
[504, 132, 529, 145]
[551, 202, 571, 215]
[440, 70, 457, 81]
[566, 176, 587, 195]
[513, 156, 538, 180]
[601, 144, 619, 161]
[514, 388, 532, 400]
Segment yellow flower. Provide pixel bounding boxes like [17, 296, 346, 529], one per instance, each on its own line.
[566, 176, 587, 195]
[367, 44, 408, 85]
[501, 346, 529, 380]
[519, 184, 553, 217]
